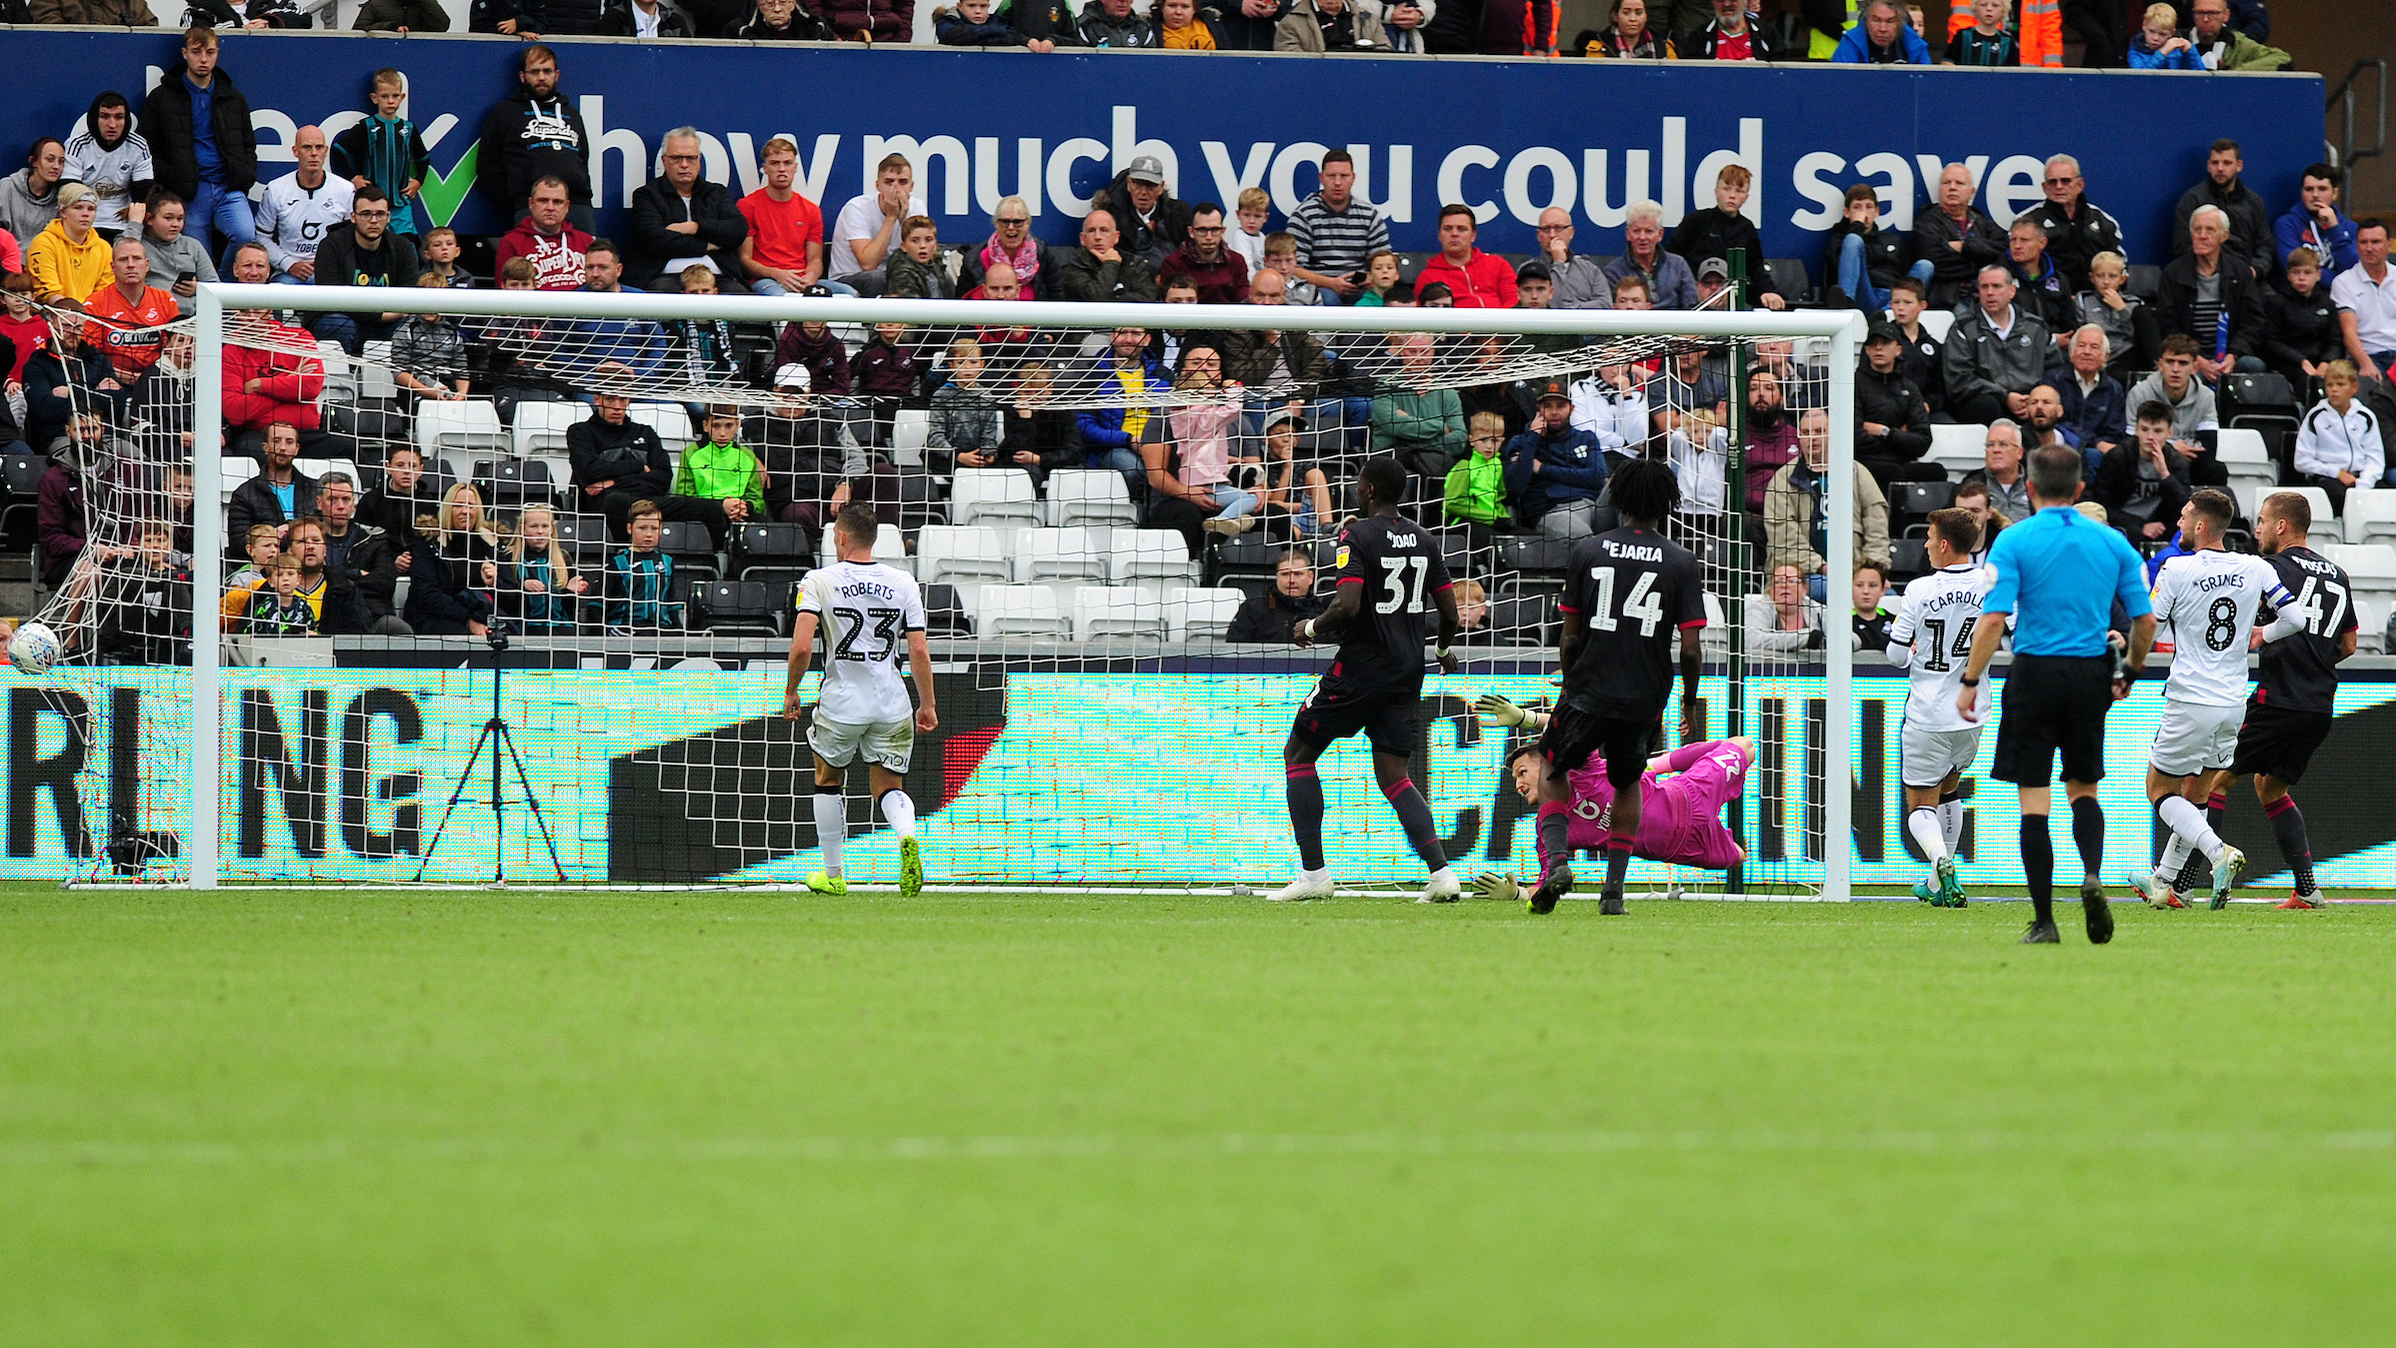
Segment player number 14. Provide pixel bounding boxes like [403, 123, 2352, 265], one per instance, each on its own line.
[1588, 565, 1664, 636]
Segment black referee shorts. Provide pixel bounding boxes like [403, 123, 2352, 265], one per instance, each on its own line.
[1539, 699, 1658, 789]
[1991, 654, 2115, 786]
[2229, 703, 2334, 785]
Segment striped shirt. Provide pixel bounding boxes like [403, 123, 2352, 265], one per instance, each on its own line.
[1285, 193, 1389, 276]
[1944, 26, 2018, 66]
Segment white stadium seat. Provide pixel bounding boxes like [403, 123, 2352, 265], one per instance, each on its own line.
[220, 456, 258, 502]
[357, 340, 399, 402]
[1072, 586, 1161, 640]
[1110, 530, 1199, 587]
[1020, 526, 1110, 585]
[978, 584, 1072, 639]
[915, 524, 1020, 586]
[2343, 489, 2396, 545]
[2318, 543, 2396, 616]
[1928, 423, 1987, 478]
[2215, 426, 2271, 467]
[2233, 484, 2331, 531]
[1049, 468, 1139, 527]
[629, 401, 694, 452]
[951, 468, 1043, 527]
[414, 399, 508, 457]
[1164, 587, 1244, 641]
[513, 401, 579, 458]
[816, 522, 910, 570]
[1920, 309, 1954, 343]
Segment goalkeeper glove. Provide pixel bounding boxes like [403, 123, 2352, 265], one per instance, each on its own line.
[1472, 871, 1523, 903]
[1475, 693, 1529, 728]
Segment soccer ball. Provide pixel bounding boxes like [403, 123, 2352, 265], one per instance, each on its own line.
[9, 622, 61, 676]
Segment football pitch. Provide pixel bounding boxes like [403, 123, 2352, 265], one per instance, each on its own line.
[4, 885, 2391, 1345]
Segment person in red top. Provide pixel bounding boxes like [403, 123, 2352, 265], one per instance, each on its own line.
[737, 136, 825, 297]
[1412, 204, 1518, 309]
[494, 177, 594, 292]
[0, 271, 51, 387]
[81, 238, 179, 380]
[220, 241, 327, 434]
[1158, 202, 1250, 305]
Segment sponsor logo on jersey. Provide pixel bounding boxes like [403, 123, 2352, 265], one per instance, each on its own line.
[1334, 546, 1350, 570]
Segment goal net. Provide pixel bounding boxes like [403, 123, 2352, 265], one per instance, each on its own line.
[24, 282, 1857, 894]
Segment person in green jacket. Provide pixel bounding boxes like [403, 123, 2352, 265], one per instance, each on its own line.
[671, 407, 768, 541]
[1442, 410, 1512, 527]
[1370, 332, 1468, 479]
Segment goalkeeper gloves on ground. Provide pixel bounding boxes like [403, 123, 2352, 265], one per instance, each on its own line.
[1472, 872, 1523, 903]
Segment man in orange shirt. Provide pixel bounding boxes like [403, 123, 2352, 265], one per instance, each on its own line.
[82, 237, 178, 381]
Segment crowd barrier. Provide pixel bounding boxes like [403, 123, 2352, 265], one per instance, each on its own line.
[0, 29, 2325, 260]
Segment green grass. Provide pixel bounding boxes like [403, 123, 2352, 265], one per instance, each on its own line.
[4, 886, 2393, 1345]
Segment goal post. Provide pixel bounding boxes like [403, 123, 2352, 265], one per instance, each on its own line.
[159, 284, 1865, 892]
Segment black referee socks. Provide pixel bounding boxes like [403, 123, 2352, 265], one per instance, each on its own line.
[2070, 795, 2105, 882]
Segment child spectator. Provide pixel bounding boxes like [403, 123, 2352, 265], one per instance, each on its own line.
[1353, 250, 1402, 307]
[883, 216, 956, 300]
[420, 227, 474, 288]
[246, 552, 317, 636]
[0, 271, 50, 387]
[1228, 188, 1271, 274]
[332, 70, 432, 238]
[498, 504, 587, 633]
[928, 338, 1008, 473]
[1851, 562, 1894, 652]
[219, 522, 284, 632]
[104, 521, 194, 664]
[1261, 410, 1334, 538]
[600, 500, 682, 631]
[1260, 231, 1315, 305]
[2128, 2, 2201, 68]
[139, 192, 217, 321]
[994, 362, 1083, 485]
[1442, 410, 1512, 527]
[390, 273, 469, 403]
[672, 406, 767, 535]
[2293, 361, 2385, 507]
[669, 265, 741, 388]
[851, 321, 923, 446]
[1944, 0, 2019, 65]
[938, 0, 1030, 44]
[1155, 0, 1216, 47]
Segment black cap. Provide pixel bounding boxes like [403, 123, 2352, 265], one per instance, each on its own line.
[1515, 259, 1553, 284]
[1865, 321, 1903, 345]
[1536, 379, 1572, 402]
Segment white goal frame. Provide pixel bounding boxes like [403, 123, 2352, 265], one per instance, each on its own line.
[190, 283, 1865, 894]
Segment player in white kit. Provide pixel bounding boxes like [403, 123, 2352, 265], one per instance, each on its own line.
[1883, 508, 1993, 908]
[782, 506, 939, 896]
[2132, 489, 2304, 909]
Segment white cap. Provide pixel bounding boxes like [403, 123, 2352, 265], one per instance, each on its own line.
[773, 362, 811, 390]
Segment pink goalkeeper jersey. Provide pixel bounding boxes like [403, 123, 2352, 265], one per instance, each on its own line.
[1538, 739, 1750, 871]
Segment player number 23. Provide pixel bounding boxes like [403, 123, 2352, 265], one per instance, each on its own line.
[1587, 565, 1665, 636]
[833, 606, 904, 662]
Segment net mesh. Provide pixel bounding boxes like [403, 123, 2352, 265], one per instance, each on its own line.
[26, 288, 1834, 891]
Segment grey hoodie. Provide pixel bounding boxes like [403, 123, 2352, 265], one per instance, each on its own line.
[141, 230, 217, 319]
[0, 168, 60, 249]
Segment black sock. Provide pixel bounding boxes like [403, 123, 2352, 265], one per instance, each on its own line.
[2069, 795, 2104, 883]
[2021, 814, 2054, 923]
[1286, 763, 1326, 872]
[1604, 833, 1634, 893]
[1381, 777, 1449, 872]
[2267, 795, 2317, 894]
[2206, 791, 2227, 833]
[1536, 805, 1571, 879]
[2174, 847, 2210, 894]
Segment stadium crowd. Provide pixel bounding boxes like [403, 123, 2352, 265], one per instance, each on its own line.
[0, 20, 2375, 660]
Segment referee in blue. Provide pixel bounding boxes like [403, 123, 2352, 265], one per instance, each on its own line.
[1956, 442, 2157, 945]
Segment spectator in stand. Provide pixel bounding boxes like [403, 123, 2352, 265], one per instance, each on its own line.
[851, 322, 923, 446]
[1825, 184, 1922, 313]
[1886, 278, 1946, 415]
[332, 69, 431, 240]
[1441, 411, 1512, 527]
[729, 0, 836, 40]
[1226, 548, 1327, 643]
[1502, 380, 1607, 540]
[1741, 366, 1799, 515]
[1851, 562, 1895, 652]
[23, 303, 124, 453]
[1603, 200, 1696, 310]
[669, 407, 763, 549]
[1225, 187, 1272, 275]
[2047, 324, 2126, 467]
[1077, 0, 1156, 43]
[2334, 220, 2396, 390]
[2126, 1, 2199, 67]
[1521, 207, 1607, 309]
[0, 139, 67, 250]
[2275, 164, 2357, 285]
[1221, 270, 1340, 432]
[626, 127, 749, 293]
[1943, 264, 2053, 425]
[142, 26, 258, 260]
[2021, 383, 2078, 461]
[2006, 217, 2074, 336]
[565, 242, 667, 381]
[1650, 343, 1727, 438]
[0, 271, 44, 386]
[1277, 0, 1388, 49]
[1745, 563, 1826, 653]
[312, 473, 410, 636]
[2021, 155, 2121, 295]
[1208, 0, 1284, 47]
[28, 184, 111, 303]
[1058, 209, 1160, 303]
[827, 154, 924, 291]
[1667, 165, 1784, 310]
[2293, 363, 2383, 504]
[926, 338, 1007, 472]
[595, 501, 681, 633]
[957, 197, 1052, 299]
[62, 92, 152, 243]
[2184, 0, 2287, 70]
[1942, 0, 2017, 64]
[2173, 138, 2272, 279]
[1411, 204, 1517, 309]
[966, 263, 1059, 370]
[1158, 202, 1249, 304]
[1684, 0, 1782, 57]
[2075, 249, 2160, 379]
[1075, 326, 1168, 491]
[1960, 420, 2032, 521]
[138, 191, 214, 320]
[221, 245, 326, 439]
[2124, 335, 2220, 459]
[257, 125, 350, 286]
[1913, 162, 2004, 309]
[773, 315, 853, 400]
[2158, 204, 2265, 380]
[391, 275, 471, 403]
[570, 387, 703, 534]
[1574, 0, 1671, 54]
[82, 238, 176, 381]
[1855, 322, 1937, 488]
[1370, 332, 1466, 480]
[2092, 402, 2194, 540]
[36, 441, 92, 589]
[1091, 157, 1190, 268]
[2261, 247, 2345, 389]
[737, 140, 830, 298]
[1767, 407, 1891, 596]
[227, 421, 321, 547]
[494, 177, 592, 292]
[939, 0, 1029, 42]
[748, 365, 883, 545]
[311, 186, 420, 353]
[817, 0, 908, 40]
[357, 0, 451, 29]
[359, 445, 440, 547]
[477, 46, 595, 232]
[1831, 0, 1928, 61]
[419, 226, 472, 288]
[1001, 0, 1087, 46]
[1360, 0, 1430, 51]
[1285, 150, 1387, 306]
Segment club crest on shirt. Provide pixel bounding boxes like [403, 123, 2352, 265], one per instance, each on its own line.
[1334, 546, 1350, 570]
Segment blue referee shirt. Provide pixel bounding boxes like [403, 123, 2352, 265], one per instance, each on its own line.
[1982, 506, 2152, 657]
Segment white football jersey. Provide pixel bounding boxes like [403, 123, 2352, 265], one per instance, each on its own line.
[258, 173, 356, 271]
[2148, 549, 2294, 707]
[1887, 564, 1994, 731]
[61, 128, 153, 232]
[796, 560, 927, 726]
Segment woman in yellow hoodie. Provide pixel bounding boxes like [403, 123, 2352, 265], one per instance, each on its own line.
[29, 182, 111, 303]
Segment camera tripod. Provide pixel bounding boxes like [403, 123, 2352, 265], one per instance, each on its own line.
[415, 627, 566, 884]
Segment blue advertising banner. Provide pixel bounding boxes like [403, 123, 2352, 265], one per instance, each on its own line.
[0, 30, 2324, 263]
